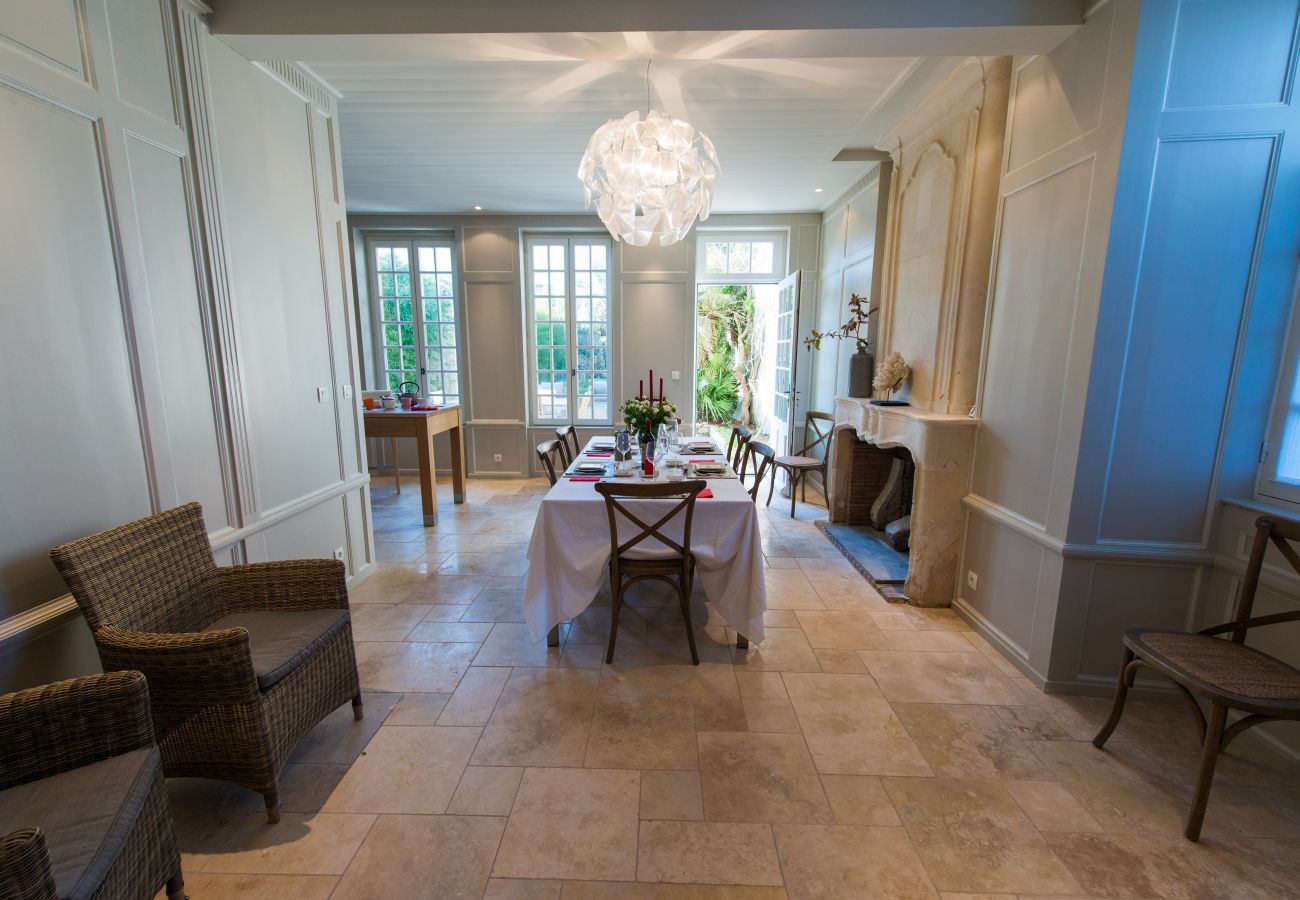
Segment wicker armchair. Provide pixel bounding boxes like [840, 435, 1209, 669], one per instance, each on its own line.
[0, 671, 184, 899]
[49, 502, 363, 824]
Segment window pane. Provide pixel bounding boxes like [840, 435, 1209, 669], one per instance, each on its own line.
[384, 324, 399, 345]
[592, 272, 607, 295]
[553, 347, 567, 371]
[549, 245, 565, 269]
[552, 323, 566, 346]
[423, 299, 438, 322]
[375, 247, 393, 271]
[536, 323, 551, 345]
[532, 245, 549, 270]
[444, 373, 459, 396]
[420, 274, 436, 296]
[751, 241, 774, 273]
[437, 274, 453, 297]
[396, 273, 411, 297]
[705, 241, 727, 273]
[392, 247, 409, 272]
[436, 246, 452, 270]
[418, 246, 434, 271]
[399, 324, 414, 345]
[729, 242, 750, 273]
[537, 348, 551, 371]
[440, 299, 455, 321]
[443, 349, 458, 370]
[379, 273, 396, 296]
[575, 272, 590, 295]
[440, 324, 456, 345]
[401, 348, 416, 369]
[382, 299, 397, 320]
[398, 298, 413, 321]
[426, 348, 441, 370]
[385, 348, 400, 369]
[591, 244, 606, 268]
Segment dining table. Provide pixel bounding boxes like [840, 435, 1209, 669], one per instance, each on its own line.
[522, 434, 767, 650]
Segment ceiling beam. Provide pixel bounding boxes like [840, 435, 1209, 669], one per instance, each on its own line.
[208, 0, 1083, 37]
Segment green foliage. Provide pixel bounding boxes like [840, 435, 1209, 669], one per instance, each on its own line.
[695, 284, 758, 425]
[696, 351, 739, 423]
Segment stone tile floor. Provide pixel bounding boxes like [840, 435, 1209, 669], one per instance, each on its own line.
[160, 475, 1300, 899]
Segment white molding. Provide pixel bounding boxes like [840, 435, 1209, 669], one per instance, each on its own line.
[0, 596, 79, 650]
[962, 492, 1061, 551]
[212, 472, 371, 550]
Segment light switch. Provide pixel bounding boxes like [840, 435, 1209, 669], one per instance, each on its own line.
[317, 386, 330, 403]
[671, 371, 680, 380]
[342, 385, 353, 399]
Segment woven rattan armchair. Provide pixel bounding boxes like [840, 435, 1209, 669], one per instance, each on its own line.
[1093, 514, 1300, 841]
[0, 671, 184, 899]
[49, 502, 363, 824]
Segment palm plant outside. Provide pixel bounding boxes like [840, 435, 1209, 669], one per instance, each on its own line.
[696, 284, 758, 426]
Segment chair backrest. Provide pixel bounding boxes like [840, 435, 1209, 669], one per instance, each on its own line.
[555, 425, 579, 464]
[49, 502, 217, 634]
[593, 480, 706, 568]
[536, 439, 564, 485]
[727, 425, 753, 472]
[743, 440, 776, 501]
[1233, 516, 1300, 639]
[798, 410, 834, 459]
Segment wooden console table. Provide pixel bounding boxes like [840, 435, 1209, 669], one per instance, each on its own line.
[363, 405, 466, 526]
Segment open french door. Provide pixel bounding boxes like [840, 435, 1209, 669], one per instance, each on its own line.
[770, 270, 802, 456]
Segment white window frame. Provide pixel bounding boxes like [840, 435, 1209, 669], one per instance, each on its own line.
[1259, 278, 1300, 505]
[523, 234, 614, 426]
[365, 234, 463, 404]
[695, 230, 788, 285]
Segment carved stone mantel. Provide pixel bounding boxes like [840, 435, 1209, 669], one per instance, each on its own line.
[830, 397, 977, 607]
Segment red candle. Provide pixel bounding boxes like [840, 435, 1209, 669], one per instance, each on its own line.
[659, 378, 663, 401]
[639, 379, 644, 399]
[649, 370, 654, 401]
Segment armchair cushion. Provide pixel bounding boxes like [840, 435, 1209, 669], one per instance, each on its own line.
[205, 609, 350, 690]
[0, 748, 158, 900]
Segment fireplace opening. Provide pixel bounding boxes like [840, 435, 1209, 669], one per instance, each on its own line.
[818, 435, 915, 598]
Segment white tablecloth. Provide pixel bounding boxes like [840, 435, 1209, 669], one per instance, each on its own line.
[522, 445, 766, 644]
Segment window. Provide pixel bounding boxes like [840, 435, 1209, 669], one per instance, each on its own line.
[1262, 296, 1300, 504]
[369, 237, 461, 404]
[697, 233, 786, 282]
[524, 235, 612, 424]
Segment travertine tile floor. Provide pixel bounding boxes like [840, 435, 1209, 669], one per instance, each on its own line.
[160, 475, 1300, 899]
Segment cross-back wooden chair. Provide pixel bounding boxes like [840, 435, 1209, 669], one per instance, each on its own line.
[536, 439, 564, 485]
[767, 410, 834, 517]
[594, 480, 707, 665]
[726, 425, 754, 480]
[1093, 514, 1300, 841]
[555, 425, 580, 465]
[742, 440, 776, 503]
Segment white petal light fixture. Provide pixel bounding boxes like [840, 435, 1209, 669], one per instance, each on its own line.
[578, 104, 720, 247]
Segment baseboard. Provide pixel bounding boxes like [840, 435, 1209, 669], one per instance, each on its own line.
[952, 595, 1041, 682]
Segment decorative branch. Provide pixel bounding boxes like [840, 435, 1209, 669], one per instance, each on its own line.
[803, 293, 875, 352]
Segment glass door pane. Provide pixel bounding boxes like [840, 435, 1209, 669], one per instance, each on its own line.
[572, 240, 610, 422]
[530, 241, 569, 421]
[416, 242, 459, 404]
[375, 243, 418, 392]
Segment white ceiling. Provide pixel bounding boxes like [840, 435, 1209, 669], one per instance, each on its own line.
[306, 43, 934, 215]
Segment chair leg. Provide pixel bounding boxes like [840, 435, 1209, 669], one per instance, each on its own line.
[547, 624, 561, 647]
[352, 692, 364, 721]
[263, 788, 281, 824]
[166, 869, 185, 900]
[1185, 703, 1229, 842]
[606, 578, 624, 665]
[1092, 646, 1136, 748]
[790, 471, 798, 518]
[766, 468, 777, 507]
[678, 577, 700, 666]
[800, 470, 807, 502]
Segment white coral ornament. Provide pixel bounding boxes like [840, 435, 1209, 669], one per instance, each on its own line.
[873, 351, 910, 395]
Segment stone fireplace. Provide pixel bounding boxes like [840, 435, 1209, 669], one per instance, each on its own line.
[827, 398, 976, 607]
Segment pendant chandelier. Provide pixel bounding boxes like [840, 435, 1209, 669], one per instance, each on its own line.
[577, 61, 720, 247]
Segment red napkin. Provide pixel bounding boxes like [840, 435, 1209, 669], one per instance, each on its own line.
[585, 452, 612, 457]
[689, 458, 719, 463]
[568, 475, 601, 482]
[698, 488, 714, 498]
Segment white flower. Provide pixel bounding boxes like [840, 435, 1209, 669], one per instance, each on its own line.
[873, 351, 910, 394]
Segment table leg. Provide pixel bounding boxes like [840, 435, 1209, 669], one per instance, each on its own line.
[449, 422, 467, 504]
[736, 634, 749, 650]
[417, 424, 437, 527]
[390, 438, 400, 494]
[547, 624, 561, 647]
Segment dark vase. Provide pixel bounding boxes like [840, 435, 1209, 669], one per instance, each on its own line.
[848, 349, 874, 398]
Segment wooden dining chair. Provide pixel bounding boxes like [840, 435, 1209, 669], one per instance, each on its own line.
[555, 425, 579, 466]
[726, 425, 754, 480]
[742, 440, 776, 503]
[768, 410, 834, 517]
[535, 439, 564, 485]
[594, 480, 707, 665]
[1093, 514, 1300, 841]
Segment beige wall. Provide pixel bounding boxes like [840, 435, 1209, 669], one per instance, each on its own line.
[0, 2, 372, 692]
[348, 213, 823, 478]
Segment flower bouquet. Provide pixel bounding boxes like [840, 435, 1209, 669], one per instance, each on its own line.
[620, 395, 677, 430]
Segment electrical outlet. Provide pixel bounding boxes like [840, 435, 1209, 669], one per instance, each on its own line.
[966, 570, 979, 591]
[342, 385, 353, 399]
[317, 386, 330, 403]
[333, 547, 345, 562]
[493, 453, 503, 463]
[671, 370, 680, 380]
